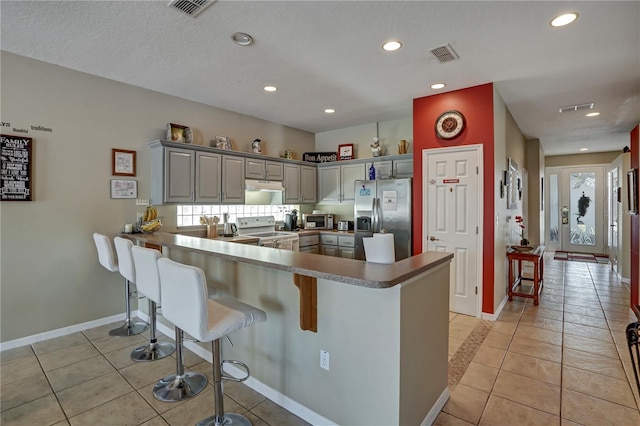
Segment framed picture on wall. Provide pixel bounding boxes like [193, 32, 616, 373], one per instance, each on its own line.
[507, 158, 518, 210]
[112, 148, 136, 176]
[110, 179, 137, 199]
[628, 168, 638, 215]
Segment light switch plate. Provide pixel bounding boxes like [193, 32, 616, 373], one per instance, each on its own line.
[136, 199, 149, 206]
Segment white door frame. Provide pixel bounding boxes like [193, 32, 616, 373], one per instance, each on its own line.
[423, 144, 484, 317]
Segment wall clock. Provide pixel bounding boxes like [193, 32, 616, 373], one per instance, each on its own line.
[435, 110, 465, 140]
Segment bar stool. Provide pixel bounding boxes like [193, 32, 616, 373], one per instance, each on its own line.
[129, 246, 176, 361]
[157, 257, 266, 425]
[111, 237, 148, 336]
[93, 233, 147, 337]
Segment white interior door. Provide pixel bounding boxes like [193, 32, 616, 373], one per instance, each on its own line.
[423, 146, 481, 316]
[560, 166, 606, 254]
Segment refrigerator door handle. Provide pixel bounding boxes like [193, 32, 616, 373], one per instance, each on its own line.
[371, 197, 377, 232]
[374, 197, 380, 233]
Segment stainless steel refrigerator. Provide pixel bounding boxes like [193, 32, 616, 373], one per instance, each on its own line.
[354, 178, 412, 261]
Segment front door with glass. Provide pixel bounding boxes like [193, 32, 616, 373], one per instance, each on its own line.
[546, 166, 606, 254]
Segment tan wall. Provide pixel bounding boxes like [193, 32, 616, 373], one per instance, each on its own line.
[315, 116, 413, 159]
[526, 139, 545, 246]
[546, 151, 620, 167]
[492, 88, 528, 312]
[0, 52, 314, 342]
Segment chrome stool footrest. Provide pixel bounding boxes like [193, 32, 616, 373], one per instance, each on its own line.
[221, 359, 250, 382]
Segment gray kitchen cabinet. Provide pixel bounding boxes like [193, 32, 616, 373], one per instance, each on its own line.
[150, 145, 194, 204]
[221, 155, 245, 203]
[299, 234, 319, 254]
[195, 151, 222, 203]
[338, 235, 355, 259]
[365, 155, 413, 179]
[320, 234, 354, 258]
[245, 158, 284, 181]
[283, 164, 316, 204]
[317, 163, 365, 204]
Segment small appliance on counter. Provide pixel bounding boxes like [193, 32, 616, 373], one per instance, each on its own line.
[303, 213, 333, 229]
[284, 209, 299, 231]
[337, 220, 354, 231]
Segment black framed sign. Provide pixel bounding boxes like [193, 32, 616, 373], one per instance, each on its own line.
[1, 134, 33, 201]
[628, 168, 638, 215]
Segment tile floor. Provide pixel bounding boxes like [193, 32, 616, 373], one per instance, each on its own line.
[0, 323, 310, 426]
[437, 253, 640, 426]
[2, 253, 639, 425]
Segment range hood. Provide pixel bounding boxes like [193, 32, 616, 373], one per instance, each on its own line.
[245, 179, 285, 192]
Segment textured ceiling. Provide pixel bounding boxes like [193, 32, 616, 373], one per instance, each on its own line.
[1, 0, 638, 156]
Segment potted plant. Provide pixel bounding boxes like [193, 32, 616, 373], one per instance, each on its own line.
[515, 215, 529, 246]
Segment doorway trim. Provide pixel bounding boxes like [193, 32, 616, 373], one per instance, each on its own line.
[422, 144, 484, 317]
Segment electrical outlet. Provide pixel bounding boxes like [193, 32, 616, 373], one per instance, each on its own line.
[320, 350, 329, 371]
[136, 199, 149, 206]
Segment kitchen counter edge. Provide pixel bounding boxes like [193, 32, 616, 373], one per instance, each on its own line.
[122, 232, 452, 289]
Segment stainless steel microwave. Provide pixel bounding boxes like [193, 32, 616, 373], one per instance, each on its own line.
[303, 214, 333, 229]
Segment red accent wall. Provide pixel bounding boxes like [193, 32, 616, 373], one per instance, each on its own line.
[631, 125, 639, 310]
[413, 83, 496, 313]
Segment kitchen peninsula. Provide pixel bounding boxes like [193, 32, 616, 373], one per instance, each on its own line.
[125, 232, 452, 425]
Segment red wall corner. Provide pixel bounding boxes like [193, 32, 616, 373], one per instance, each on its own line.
[412, 83, 497, 314]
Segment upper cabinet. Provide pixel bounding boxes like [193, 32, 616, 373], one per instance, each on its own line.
[151, 146, 194, 204]
[222, 155, 245, 203]
[318, 163, 365, 204]
[150, 141, 245, 205]
[245, 158, 284, 181]
[365, 157, 413, 179]
[284, 164, 316, 204]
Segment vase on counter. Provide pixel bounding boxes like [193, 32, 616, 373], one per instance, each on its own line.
[520, 239, 529, 247]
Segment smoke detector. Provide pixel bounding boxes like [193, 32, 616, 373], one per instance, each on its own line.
[430, 44, 459, 63]
[168, 0, 215, 17]
[559, 102, 595, 113]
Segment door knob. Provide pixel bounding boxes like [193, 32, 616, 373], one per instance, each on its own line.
[429, 236, 440, 241]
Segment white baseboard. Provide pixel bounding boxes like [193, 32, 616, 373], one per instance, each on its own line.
[137, 312, 338, 426]
[481, 296, 508, 321]
[421, 387, 450, 425]
[0, 312, 127, 352]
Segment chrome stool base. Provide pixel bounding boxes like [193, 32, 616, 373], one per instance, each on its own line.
[196, 413, 252, 426]
[153, 372, 207, 402]
[131, 341, 176, 362]
[109, 320, 148, 337]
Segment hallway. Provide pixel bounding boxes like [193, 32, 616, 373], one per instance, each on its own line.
[438, 253, 640, 425]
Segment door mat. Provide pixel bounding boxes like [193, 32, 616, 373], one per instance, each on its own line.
[553, 251, 609, 264]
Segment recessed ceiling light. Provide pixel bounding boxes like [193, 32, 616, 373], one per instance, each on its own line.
[586, 112, 600, 117]
[580, 148, 589, 151]
[231, 32, 254, 46]
[382, 41, 402, 51]
[324, 108, 335, 114]
[551, 12, 578, 27]
[263, 86, 277, 92]
[430, 83, 446, 90]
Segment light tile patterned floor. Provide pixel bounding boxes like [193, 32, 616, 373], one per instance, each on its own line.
[0, 325, 309, 426]
[437, 253, 640, 426]
[2, 252, 639, 425]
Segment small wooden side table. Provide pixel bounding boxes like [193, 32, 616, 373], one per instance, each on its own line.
[507, 245, 545, 305]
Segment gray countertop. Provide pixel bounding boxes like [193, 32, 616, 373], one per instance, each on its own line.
[123, 232, 452, 288]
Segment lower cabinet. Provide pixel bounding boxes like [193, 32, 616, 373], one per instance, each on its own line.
[320, 234, 354, 258]
[298, 234, 319, 254]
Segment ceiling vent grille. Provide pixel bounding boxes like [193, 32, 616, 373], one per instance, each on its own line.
[430, 44, 459, 63]
[559, 102, 595, 113]
[168, 0, 214, 17]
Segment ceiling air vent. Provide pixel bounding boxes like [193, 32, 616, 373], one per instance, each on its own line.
[559, 102, 595, 113]
[430, 44, 459, 63]
[168, 0, 214, 17]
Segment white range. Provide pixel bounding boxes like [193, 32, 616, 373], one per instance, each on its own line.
[236, 216, 299, 251]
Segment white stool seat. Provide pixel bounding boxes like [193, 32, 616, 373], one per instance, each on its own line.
[111, 237, 148, 337]
[129, 246, 175, 362]
[157, 257, 266, 424]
